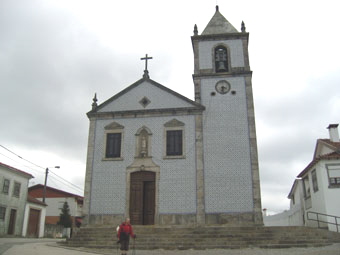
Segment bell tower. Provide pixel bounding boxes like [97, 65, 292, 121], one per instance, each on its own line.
[192, 6, 263, 225]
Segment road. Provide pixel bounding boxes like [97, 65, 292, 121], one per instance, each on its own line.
[1, 238, 340, 255]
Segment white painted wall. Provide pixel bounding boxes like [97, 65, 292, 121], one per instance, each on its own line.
[0, 165, 30, 236]
[267, 160, 340, 232]
[22, 203, 46, 237]
[302, 161, 340, 231]
[289, 180, 305, 226]
[319, 146, 335, 156]
[264, 180, 304, 227]
[323, 161, 340, 231]
[266, 127, 340, 231]
[42, 197, 80, 217]
[303, 162, 326, 228]
[263, 211, 289, 226]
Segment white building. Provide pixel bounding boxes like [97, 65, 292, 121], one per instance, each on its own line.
[0, 162, 47, 237]
[22, 195, 47, 237]
[296, 124, 340, 231]
[83, 6, 262, 226]
[264, 124, 340, 232]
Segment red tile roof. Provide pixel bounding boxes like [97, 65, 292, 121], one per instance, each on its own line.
[28, 184, 83, 200]
[297, 151, 340, 178]
[27, 195, 47, 206]
[319, 139, 340, 149]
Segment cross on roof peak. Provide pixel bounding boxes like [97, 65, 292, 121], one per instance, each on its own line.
[141, 54, 153, 79]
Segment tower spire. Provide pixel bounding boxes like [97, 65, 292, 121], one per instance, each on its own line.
[201, 5, 238, 34]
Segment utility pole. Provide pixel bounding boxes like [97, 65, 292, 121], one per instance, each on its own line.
[42, 166, 60, 203]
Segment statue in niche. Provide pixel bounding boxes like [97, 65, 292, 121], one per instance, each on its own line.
[140, 134, 148, 158]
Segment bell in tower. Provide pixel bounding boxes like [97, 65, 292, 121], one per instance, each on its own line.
[215, 46, 228, 72]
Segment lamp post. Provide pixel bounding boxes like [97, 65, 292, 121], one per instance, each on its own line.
[42, 166, 60, 203]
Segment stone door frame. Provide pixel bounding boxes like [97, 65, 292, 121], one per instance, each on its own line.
[126, 164, 160, 224]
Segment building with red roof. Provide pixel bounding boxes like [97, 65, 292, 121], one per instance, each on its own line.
[28, 184, 83, 227]
[287, 124, 340, 231]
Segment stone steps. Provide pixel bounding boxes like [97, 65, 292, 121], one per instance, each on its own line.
[66, 225, 340, 250]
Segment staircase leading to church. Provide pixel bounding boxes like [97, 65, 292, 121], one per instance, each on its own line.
[65, 225, 340, 250]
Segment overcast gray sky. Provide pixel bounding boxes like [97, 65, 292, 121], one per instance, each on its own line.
[1, 0, 339, 214]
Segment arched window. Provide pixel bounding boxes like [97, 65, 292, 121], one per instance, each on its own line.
[215, 46, 228, 73]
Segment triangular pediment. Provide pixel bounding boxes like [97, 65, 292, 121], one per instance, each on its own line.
[313, 139, 340, 158]
[164, 119, 185, 127]
[88, 77, 204, 115]
[104, 122, 124, 130]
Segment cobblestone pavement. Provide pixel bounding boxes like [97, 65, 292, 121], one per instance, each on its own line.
[1, 239, 340, 255]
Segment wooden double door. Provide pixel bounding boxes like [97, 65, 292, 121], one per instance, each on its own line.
[129, 171, 155, 225]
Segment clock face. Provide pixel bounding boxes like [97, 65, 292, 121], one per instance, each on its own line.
[215, 80, 230, 94]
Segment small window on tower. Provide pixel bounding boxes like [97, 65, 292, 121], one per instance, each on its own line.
[215, 46, 228, 73]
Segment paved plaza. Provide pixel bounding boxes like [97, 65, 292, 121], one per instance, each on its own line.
[1, 238, 340, 255]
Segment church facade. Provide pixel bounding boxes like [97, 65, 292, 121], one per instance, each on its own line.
[83, 6, 263, 226]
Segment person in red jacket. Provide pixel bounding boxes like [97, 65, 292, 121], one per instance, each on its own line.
[117, 218, 136, 255]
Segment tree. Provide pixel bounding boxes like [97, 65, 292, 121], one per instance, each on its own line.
[58, 201, 73, 228]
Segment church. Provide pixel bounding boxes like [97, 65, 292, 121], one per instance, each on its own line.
[83, 6, 263, 226]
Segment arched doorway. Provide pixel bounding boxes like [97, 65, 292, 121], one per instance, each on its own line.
[129, 171, 155, 225]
